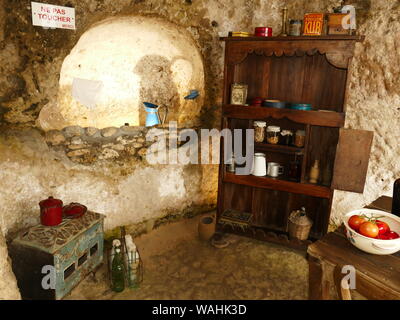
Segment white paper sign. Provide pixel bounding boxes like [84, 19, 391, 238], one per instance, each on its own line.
[31, 2, 75, 30]
[72, 78, 104, 109]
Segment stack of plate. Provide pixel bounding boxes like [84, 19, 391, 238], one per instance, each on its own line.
[230, 31, 253, 37]
[289, 103, 313, 111]
[262, 100, 287, 108]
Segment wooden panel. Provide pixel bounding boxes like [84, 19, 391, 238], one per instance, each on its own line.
[332, 129, 373, 193]
[224, 172, 332, 199]
[305, 126, 340, 187]
[223, 105, 345, 128]
[221, 182, 253, 215]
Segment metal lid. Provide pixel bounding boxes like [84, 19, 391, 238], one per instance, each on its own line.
[267, 126, 281, 132]
[39, 196, 63, 208]
[296, 130, 306, 136]
[281, 130, 293, 136]
[254, 121, 267, 127]
[62, 202, 87, 219]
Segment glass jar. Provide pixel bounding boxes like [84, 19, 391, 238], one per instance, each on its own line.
[266, 126, 280, 144]
[254, 121, 267, 142]
[280, 130, 293, 145]
[294, 130, 306, 147]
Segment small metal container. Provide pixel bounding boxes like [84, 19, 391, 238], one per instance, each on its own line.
[289, 20, 302, 36]
[255, 27, 273, 37]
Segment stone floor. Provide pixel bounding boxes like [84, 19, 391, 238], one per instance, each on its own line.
[66, 214, 309, 300]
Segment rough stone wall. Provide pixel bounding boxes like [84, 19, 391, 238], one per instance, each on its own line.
[331, 0, 400, 223]
[0, 232, 21, 299]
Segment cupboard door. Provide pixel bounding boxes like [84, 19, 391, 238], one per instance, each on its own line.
[331, 129, 374, 193]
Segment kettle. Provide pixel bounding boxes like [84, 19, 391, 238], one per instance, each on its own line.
[39, 196, 63, 227]
[143, 102, 168, 127]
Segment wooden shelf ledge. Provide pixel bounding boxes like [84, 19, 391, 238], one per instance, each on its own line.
[216, 223, 313, 251]
[223, 105, 345, 128]
[220, 35, 365, 42]
[223, 172, 332, 199]
[254, 142, 304, 154]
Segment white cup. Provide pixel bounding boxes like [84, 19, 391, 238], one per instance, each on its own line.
[267, 162, 284, 178]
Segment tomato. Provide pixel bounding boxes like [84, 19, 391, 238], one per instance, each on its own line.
[348, 215, 367, 231]
[377, 233, 390, 240]
[385, 231, 400, 240]
[376, 220, 390, 235]
[359, 221, 379, 238]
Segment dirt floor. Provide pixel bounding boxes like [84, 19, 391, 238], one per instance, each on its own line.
[66, 213, 309, 300]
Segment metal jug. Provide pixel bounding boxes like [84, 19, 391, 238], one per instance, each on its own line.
[143, 102, 168, 127]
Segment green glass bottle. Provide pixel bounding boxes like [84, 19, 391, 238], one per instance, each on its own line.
[111, 245, 125, 293]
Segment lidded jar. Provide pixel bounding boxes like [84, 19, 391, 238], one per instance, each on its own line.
[294, 130, 306, 147]
[280, 130, 293, 145]
[266, 126, 281, 144]
[39, 196, 63, 227]
[253, 121, 267, 143]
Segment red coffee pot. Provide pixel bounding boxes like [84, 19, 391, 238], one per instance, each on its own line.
[39, 196, 63, 226]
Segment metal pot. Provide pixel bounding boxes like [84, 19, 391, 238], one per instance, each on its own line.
[39, 196, 63, 226]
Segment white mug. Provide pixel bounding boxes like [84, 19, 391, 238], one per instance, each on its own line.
[267, 162, 284, 177]
[252, 153, 267, 176]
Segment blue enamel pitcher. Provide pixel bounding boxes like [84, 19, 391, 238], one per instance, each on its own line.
[143, 102, 168, 127]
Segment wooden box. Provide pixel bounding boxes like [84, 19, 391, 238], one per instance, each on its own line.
[327, 13, 350, 35]
[9, 211, 104, 300]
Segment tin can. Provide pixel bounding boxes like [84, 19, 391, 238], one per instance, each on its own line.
[289, 20, 302, 36]
[255, 27, 272, 37]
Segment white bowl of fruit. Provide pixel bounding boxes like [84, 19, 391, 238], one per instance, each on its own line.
[343, 209, 400, 255]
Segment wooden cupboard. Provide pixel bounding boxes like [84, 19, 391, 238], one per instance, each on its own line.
[216, 35, 373, 250]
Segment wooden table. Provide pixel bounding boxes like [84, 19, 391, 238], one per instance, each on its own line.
[307, 196, 400, 300]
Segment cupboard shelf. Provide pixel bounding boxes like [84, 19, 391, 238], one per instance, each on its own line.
[223, 172, 332, 199]
[223, 105, 345, 128]
[216, 223, 313, 251]
[220, 35, 365, 42]
[254, 142, 304, 155]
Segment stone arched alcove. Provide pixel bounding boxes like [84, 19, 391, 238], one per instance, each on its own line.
[38, 16, 205, 130]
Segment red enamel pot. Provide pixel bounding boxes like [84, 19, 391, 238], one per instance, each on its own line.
[39, 196, 63, 226]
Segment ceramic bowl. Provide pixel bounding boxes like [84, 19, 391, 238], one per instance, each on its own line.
[262, 100, 287, 108]
[342, 209, 400, 255]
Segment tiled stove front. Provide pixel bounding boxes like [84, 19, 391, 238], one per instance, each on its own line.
[9, 211, 104, 300]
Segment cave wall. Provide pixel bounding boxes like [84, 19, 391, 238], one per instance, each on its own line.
[0, 0, 399, 299]
[1, 0, 398, 234]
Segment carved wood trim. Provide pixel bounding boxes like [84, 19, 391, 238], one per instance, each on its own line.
[226, 41, 356, 68]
